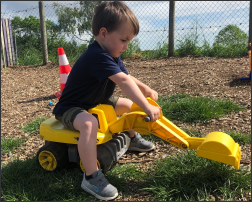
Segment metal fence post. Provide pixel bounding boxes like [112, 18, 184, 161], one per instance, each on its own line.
[39, 1, 48, 65]
[168, 1, 175, 57]
[249, 1, 251, 50]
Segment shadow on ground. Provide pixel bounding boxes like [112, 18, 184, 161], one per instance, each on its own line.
[229, 78, 251, 87]
[17, 94, 57, 104]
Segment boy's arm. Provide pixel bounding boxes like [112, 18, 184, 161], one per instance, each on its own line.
[109, 72, 160, 121]
[129, 75, 158, 101]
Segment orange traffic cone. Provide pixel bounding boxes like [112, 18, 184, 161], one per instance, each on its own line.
[54, 47, 72, 99]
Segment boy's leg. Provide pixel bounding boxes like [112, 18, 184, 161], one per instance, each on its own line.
[58, 108, 118, 200]
[115, 97, 155, 152]
[73, 111, 99, 175]
[114, 97, 135, 138]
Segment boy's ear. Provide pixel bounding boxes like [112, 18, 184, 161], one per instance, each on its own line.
[99, 27, 107, 40]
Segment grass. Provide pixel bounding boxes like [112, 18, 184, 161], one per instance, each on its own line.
[1, 117, 47, 154]
[20, 117, 47, 134]
[1, 135, 250, 201]
[225, 130, 251, 145]
[141, 150, 251, 201]
[1, 138, 27, 154]
[157, 93, 245, 124]
[1, 94, 250, 201]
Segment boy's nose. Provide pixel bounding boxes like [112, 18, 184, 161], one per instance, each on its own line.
[124, 44, 128, 50]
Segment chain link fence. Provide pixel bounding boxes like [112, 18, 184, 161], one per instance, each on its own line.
[174, 1, 250, 57]
[1, 1, 250, 66]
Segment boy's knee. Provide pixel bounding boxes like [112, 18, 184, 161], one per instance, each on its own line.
[115, 98, 133, 115]
[74, 112, 98, 131]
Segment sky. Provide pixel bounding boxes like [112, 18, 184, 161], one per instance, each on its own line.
[1, 1, 250, 50]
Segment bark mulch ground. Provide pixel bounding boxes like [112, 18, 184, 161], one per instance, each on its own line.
[1, 55, 251, 201]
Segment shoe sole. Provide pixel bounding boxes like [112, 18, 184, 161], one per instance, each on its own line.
[128, 144, 155, 152]
[81, 184, 118, 200]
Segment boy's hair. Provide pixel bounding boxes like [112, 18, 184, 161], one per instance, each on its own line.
[92, 1, 139, 36]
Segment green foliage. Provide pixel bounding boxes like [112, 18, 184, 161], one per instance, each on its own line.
[211, 42, 248, 58]
[121, 38, 141, 59]
[2, 150, 250, 201]
[142, 150, 251, 201]
[199, 40, 214, 57]
[18, 48, 43, 66]
[1, 138, 26, 154]
[155, 41, 169, 58]
[21, 117, 47, 135]
[214, 24, 248, 47]
[157, 93, 245, 124]
[53, 1, 99, 38]
[11, 16, 42, 53]
[211, 25, 248, 58]
[225, 130, 251, 145]
[176, 33, 201, 56]
[175, 23, 248, 58]
[10, 14, 249, 66]
[142, 41, 168, 58]
[1, 117, 48, 154]
[176, 18, 202, 56]
[11, 15, 89, 65]
[121, 39, 168, 59]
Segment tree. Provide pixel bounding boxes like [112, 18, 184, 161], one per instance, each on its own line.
[214, 24, 248, 47]
[11, 16, 64, 51]
[53, 1, 99, 43]
[11, 16, 78, 64]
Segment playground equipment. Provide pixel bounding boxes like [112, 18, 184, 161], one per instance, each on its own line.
[240, 43, 251, 80]
[37, 97, 241, 173]
[54, 47, 71, 99]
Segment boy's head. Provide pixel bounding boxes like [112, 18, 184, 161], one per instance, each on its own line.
[92, 1, 139, 57]
[92, 1, 139, 36]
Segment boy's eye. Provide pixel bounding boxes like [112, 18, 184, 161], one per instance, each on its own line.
[121, 40, 126, 42]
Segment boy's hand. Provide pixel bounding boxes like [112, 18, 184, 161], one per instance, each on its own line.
[143, 104, 161, 122]
[143, 88, 158, 101]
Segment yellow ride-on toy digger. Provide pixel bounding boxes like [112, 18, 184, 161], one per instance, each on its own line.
[37, 97, 241, 173]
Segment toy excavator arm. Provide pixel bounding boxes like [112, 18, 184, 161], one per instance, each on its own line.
[105, 98, 241, 170]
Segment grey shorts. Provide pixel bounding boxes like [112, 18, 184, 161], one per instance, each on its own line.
[55, 95, 119, 132]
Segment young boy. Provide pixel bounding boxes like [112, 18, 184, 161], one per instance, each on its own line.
[53, 1, 161, 200]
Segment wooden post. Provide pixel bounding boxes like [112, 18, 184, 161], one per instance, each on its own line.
[249, 1, 251, 51]
[39, 1, 48, 65]
[8, 19, 16, 65]
[1, 20, 6, 68]
[2, 18, 10, 66]
[5, 19, 13, 66]
[168, 1, 175, 57]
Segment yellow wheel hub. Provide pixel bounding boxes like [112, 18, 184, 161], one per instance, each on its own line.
[80, 159, 101, 173]
[38, 150, 57, 171]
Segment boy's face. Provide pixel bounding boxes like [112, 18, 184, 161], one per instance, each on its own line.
[100, 22, 135, 58]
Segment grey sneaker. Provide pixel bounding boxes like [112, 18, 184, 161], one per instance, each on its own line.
[81, 169, 118, 200]
[128, 133, 155, 152]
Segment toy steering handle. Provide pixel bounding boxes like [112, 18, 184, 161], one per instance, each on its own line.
[144, 116, 151, 122]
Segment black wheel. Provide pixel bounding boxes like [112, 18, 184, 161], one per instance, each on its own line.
[37, 142, 69, 171]
[97, 144, 115, 173]
[78, 144, 114, 173]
